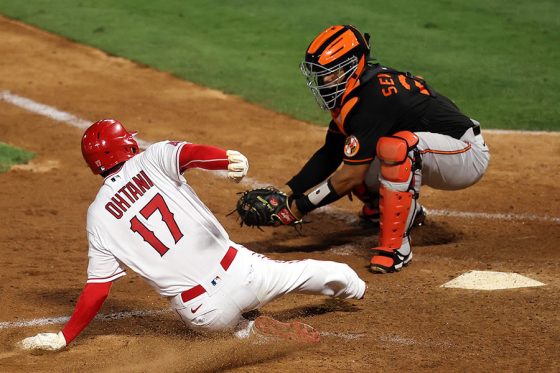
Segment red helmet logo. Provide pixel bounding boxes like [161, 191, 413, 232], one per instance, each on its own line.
[81, 119, 139, 175]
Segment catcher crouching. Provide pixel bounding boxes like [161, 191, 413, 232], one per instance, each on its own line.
[237, 25, 489, 274]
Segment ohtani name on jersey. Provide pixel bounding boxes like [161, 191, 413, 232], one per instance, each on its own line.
[105, 170, 154, 219]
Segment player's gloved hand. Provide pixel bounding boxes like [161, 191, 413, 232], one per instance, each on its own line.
[226, 150, 249, 183]
[20, 331, 67, 351]
[236, 187, 303, 227]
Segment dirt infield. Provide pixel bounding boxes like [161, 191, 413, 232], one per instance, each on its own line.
[1, 16, 559, 372]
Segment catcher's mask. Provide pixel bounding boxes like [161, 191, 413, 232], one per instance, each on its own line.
[301, 25, 373, 111]
[81, 119, 139, 175]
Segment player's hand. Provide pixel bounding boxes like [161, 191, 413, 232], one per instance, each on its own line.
[20, 331, 67, 351]
[226, 150, 249, 183]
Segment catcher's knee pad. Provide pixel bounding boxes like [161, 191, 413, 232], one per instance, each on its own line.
[377, 131, 419, 183]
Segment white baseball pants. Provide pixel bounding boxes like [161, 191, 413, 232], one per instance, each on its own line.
[170, 243, 366, 332]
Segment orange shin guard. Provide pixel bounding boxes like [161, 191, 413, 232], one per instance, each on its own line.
[378, 184, 413, 249]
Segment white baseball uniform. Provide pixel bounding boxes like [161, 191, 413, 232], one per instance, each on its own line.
[86, 141, 366, 331]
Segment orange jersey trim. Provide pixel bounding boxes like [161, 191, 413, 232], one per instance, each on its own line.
[340, 55, 366, 103]
[343, 157, 374, 163]
[339, 97, 359, 129]
[331, 96, 359, 136]
[419, 144, 472, 155]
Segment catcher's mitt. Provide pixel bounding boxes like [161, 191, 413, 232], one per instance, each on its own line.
[236, 187, 301, 227]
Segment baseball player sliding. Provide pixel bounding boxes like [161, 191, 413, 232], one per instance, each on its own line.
[21, 119, 366, 350]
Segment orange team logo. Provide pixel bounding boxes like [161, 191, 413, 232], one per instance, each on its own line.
[269, 196, 278, 207]
[344, 135, 360, 157]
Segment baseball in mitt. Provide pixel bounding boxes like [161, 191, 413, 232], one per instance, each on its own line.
[236, 187, 302, 227]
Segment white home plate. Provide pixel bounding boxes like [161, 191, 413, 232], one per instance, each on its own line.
[442, 270, 545, 290]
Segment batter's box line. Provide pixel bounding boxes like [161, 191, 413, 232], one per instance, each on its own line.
[1, 89, 558, 225]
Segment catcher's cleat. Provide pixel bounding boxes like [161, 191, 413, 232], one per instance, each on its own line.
[252, 316, 321, 344]
[369, 247, 413, 274]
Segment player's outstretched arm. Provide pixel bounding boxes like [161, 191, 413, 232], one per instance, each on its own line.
[236, 164, 369, 228]
[291, 163, 370, 217]
[178, 143, 248, 182]
[20, 282, 112, 351]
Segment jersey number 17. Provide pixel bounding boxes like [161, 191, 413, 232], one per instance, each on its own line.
[130, 193, 183, 256]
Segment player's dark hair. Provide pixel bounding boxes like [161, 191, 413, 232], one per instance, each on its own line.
[100, 163, 124, 178]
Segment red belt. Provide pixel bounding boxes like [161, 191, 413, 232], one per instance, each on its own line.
[180, 246, 238, 303]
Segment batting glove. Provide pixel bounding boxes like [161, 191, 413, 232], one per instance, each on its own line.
[226, 150, 249, 183]
[20, 331, 67, 351]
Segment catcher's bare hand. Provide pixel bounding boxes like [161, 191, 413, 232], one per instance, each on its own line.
[236, 187, 302, 227]
[226, 150, 249, 183]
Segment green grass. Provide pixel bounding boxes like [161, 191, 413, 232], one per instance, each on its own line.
[0, 142, 35, 172]
[0, 0, 558, 130]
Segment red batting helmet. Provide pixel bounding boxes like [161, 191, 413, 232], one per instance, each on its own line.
[301, 25, 373, 110]
[81, 119, 139, 175]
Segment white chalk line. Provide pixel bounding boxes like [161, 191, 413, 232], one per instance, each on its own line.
[320, 331, 366, 340]
[428, 208, 560, 224]
[0, 309, 170, 330]
[320, 204, 560, 225]
[378, 334, 453, 348]
[2, 89, 558, 226]
[0, 90, 152, 149]
[0, 90, 91, 129]
[484, 128, 560, 136]
[2, 309, 366, 342]
[1, 309, 365, 341]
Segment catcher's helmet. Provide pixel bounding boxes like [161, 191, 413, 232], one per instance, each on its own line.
[81, 119, 139, 175]
[301, 25, 372, 110]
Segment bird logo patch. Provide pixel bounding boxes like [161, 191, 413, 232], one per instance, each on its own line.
[344, 136, 360, 157]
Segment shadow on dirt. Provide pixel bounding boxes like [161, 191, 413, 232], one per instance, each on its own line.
[240, 217, 461, 254]
[243, 298, 361, 322]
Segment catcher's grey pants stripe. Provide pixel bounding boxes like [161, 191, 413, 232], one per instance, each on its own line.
[365, 127, 490, 192]
[170, 243, 365, 332]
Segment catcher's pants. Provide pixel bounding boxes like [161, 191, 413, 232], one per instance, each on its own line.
[170, 242, 366, 332]
[365, 123, 490, 191]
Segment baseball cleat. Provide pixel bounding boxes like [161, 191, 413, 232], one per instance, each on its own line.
[252, 316, 321, 344]
[369, 247, 413, 274]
